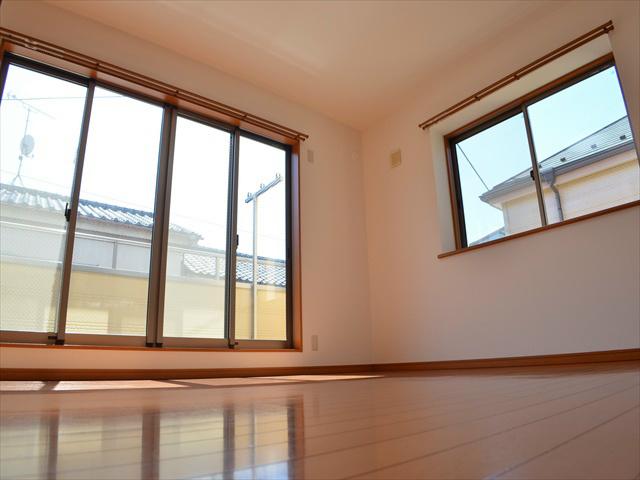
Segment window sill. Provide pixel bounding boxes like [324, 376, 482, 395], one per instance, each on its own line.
[0, 342, 302, 353]
[438, 199, 640, 259]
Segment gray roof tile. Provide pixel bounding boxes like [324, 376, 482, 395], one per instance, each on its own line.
[0, 183, 200, 238]
[1, 182, 286, 287]
[183, 252, 286, 287]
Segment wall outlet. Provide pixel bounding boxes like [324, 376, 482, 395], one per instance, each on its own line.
[311, 334, 319, 351]
[390, 149, 402, 168]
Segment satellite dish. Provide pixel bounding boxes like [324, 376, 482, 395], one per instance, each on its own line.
[20, 134, 35, 157]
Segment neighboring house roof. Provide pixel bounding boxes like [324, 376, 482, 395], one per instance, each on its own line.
[480, 116, 635, 203]
[184, 252, 286, 287]
[0, 182, 201, 240]
[0, 182, 287, 287]
[469, 226, 505, 246]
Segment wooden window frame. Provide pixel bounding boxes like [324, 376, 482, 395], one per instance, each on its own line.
[442, 53, 639, 257]
[0, 45, 302, 351]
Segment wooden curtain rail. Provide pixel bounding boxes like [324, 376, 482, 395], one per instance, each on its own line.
[0, 27, 309, 142]
[419, 20, 614, 130]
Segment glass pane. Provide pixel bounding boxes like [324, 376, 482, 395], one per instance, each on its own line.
[162, 117, 231, 338]
[527, 66, 639, 224]
[455, 113, 541, 246]
[235, 136, 287, 341]
[0, 65, 87, 333]
[66, 87, 163, 336]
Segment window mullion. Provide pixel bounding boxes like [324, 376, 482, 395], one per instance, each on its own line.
[0, 58, 11, 104]
[225, 129, 241, 348]
[449, 145, 469, 248]
[285, 145, 294, 347]
[55, 80, 96, 345]
[521, 105, 548, 227]
[147, 106, 177, 347]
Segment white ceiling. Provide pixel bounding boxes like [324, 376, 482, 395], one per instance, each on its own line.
[45, 0, 556, 130]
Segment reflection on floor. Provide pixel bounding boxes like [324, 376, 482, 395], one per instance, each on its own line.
[1, 362, 638, 479]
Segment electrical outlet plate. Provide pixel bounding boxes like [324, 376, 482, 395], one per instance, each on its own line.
[390, 149, 401, 168]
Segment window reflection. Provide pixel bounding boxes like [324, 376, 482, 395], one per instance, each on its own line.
[0, 392, 305, 479]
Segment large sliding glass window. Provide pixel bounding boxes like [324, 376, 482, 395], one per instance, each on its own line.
[0, 55, 293, 349]
[162, 116, 232, 340]
[66, 87, 163, 337]
[0, 64, 87, 334]
[235, 136, 288, 341]
[449, 60, 638, 248]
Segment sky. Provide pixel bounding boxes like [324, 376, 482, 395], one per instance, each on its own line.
[456, 66, 631, 244]
[0, 64, 286, 262]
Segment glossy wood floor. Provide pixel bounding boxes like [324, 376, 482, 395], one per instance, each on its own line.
[1, 362, 639, 479]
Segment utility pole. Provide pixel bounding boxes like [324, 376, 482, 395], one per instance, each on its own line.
[244, 173, 282, 339]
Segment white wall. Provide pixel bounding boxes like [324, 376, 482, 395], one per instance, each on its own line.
[0, 1, 372, 369]
[362, 0, 640, 363]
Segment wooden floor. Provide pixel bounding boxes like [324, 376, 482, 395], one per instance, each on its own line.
[1, 362, 638, 479]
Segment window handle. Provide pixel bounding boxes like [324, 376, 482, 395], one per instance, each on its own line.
[64, 202, 71, 222]
[529, 169, 535, 180]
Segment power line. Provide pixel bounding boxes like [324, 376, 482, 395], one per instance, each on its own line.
[457, 145, 490, 191]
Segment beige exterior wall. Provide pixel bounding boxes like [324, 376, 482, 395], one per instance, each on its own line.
[548, 160, 639, 220]
[499, 153, 639, 234]
[502, 192, 542, 235]
[0, 263, 59, 333]
[1, 262, 286, 340]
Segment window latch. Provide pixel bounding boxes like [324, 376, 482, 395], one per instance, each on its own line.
[64, 202, 71, 222]
[529, 169, 535, 180]
[48, 334, 64, 345]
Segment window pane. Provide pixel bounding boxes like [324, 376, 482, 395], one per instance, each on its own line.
[66, 87, 163, 336]
[0, 65, 87, 332]
[527, 66, 639, 224]
[235, 137, 287, 341]
[455, 113, 541, 246]
[162, 117, 231, 339]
